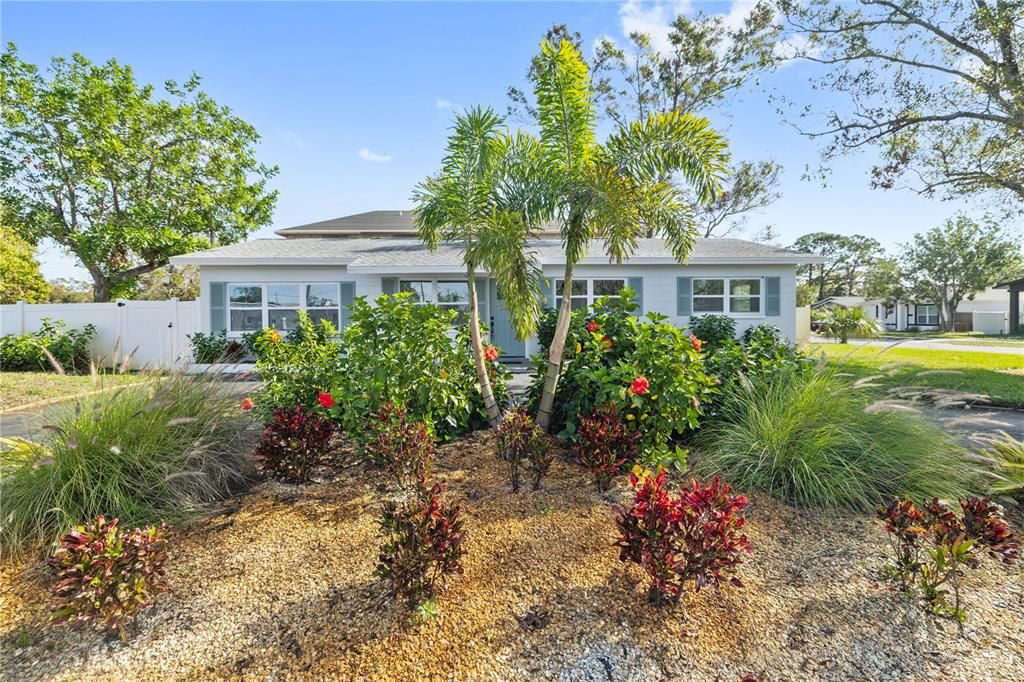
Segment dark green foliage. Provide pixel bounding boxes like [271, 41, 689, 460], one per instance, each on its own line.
[0, 318, 96, 372]
[687, 314, 736, 350]
[187, 330, 245, 364]
[251, 314, 344, 416]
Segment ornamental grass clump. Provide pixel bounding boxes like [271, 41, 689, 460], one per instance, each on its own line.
[49, 516, 170, 640]
[363, 402, 433, 490]
[575, 403, 640, 492]
[974, 431, 1024, 502]
[878, 496, 1019, 623]
[695, 365, 977, 511]
[254, 404, 336, 483]
[495, 406, 551, 492]
[0, 373, 251, 554]
[615, 470, 751, 606]
[375, 484, 467, 609]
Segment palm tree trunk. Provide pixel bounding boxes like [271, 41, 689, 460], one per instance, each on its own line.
[535, 264, 574, 432]
[467, 267, 501, 426]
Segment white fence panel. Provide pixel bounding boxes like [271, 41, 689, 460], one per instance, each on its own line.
[0, 299, 201, 370]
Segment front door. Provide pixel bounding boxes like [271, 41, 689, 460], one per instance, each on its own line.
[488, 279, 527, 358]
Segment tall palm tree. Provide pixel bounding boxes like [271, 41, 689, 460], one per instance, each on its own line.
[527, 38, 730, 431]
[413, 107, 545, 425]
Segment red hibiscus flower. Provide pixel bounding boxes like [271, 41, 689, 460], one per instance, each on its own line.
[484, 345, 500, 362]
[317, 392, 335, 408]
[601, 336, 614, 350]
[240, 397, 254, 412]
[689, 334, 702, 352]
[586, 319, 600, 333]
[631, 376, 650, 395]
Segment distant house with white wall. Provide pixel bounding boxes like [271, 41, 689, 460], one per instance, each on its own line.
[169, 210, 823, 356]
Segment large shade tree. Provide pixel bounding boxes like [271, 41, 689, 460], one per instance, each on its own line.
[0, 45, 278, 301]
[0, 224, 49, 303]
[519, 39, 728, 431]
[413, 107, 545, 425]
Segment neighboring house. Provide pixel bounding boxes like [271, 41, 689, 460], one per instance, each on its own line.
[170, 210, 823, 357]
[812, 288, 1020, 334]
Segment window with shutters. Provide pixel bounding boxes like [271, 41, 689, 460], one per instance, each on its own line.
[555, 278, 625, 310]
[692, 277, 764, 315]
[227, 283, 342, 334]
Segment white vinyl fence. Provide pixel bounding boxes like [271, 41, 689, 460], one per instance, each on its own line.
[1, 299, 201, 370]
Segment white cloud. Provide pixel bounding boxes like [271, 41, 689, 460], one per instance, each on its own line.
[358, 147, 392, 163]
[283, 129, 306, 149]
[618, 0, 692, 53]
[435, 98, 454, 109]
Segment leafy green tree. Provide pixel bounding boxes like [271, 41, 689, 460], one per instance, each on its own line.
[792, 232, 882, 299]
[517, 39, 728, 431]
[863, 258, 905, 302]
[900, 215, 1022, 331]
[0, 45, 278, 301]
[132, 265, 200, 301]
[46, 277, 93, 303]
[779, 0, 1024, 207]
[413, 107, 545, 425]
[0, 225, 49, 303]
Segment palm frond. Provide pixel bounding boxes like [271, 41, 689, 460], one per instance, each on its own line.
[533, 39, 596, 176]
[471, 210, 545, 340]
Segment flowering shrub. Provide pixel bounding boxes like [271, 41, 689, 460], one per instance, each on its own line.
[254, 405, 336, 482]
[615, 470, 751, 606]
[251, 313, 344, 416]
[495, 406, 551, 492]
[331, 294, 509, 441]
[1, 318, 97, 372]
[878, 496, 1020, 622]
[529, 290, 714, 467]
[49, 516, 169, 638]
[363, 403, 433, 490]
[575, 404, 640, 492]
[686, 314, 736, 351]
[376, 484, 467, 608]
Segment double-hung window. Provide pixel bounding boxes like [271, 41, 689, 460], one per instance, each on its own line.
[400, 279, 472, 324]
[227, 283, 342, 334]
[554, 278, 625, 310]
[916, 304, 939, 326]
[692, 277, 763, 315]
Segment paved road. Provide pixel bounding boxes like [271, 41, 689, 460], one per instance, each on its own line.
[809, 337, 1024, 356]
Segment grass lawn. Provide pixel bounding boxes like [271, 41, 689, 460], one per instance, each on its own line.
[935, 337, 1024, 348]
[0, 371, 154, 411]
[811, 344, 1024, 408]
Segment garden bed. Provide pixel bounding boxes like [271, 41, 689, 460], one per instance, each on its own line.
[2, 433, 1022, 681]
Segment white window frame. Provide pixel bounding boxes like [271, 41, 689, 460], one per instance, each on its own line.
[555, 278, 626, 310]
[226, 282, 342, 335]
[691, 277, 764, 317]
[916, 304, 939, 326]
[398, 278, 482, 322]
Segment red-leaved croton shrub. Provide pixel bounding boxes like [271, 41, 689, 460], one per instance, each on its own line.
[49, 516, 170, 639]
[575, 403, 640, 492]
[495, 406, 552, 492]
[375, 484, 466, 608]
[254, 404, 336, 483]
[615, 470, 752, 606]
[878, 496, 1020, 622]
[363, 402, 433, 490]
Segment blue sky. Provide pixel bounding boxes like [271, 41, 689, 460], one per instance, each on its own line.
[4, 0, 999, 280]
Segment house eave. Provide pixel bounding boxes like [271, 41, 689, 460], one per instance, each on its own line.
[169, 256, 356, 267]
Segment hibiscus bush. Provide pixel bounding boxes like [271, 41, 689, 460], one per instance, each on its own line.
[686, 314, 736, 350]
[254, 404, 336, 482]
[330, 294, 509, 441]
[495, 406, 551, 492]
[49, 516, 170, 639]
[575, 403, 640, 491]
[363, 403, 433, 490]
[529, 290, 714, 466]
[615, 470, 752, 606]
[376, 483, 467, 609]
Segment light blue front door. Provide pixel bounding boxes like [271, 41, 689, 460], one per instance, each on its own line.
[488, 279, 527, 358]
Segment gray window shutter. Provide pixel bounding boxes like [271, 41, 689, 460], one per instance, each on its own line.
[209, 282, 226, 333]
[765, 276, 781, 317]
[627, 277, 644, 316]
[339, 281, 355, 328]
[676, 277, 692, 316]
[381, 277, 398, 296]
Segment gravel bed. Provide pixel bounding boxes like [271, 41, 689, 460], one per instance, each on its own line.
[2, 432, 1023, 681]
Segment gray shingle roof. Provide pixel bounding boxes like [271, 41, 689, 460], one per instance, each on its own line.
[172, 237, 824, 268]
[275, 209, 563, 238]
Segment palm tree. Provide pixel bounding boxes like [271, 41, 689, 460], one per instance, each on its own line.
[526, 38, 730, 431]
[820, 306, 881, 344]
[413, 107, 545, 425]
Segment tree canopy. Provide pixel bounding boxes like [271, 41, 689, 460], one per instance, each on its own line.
[0, 224, 49, 303]
[0, 44, 278, 301]
[791, 232, 882, 300]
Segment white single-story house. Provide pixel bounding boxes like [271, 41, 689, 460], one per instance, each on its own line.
[171, 210, 823, 358]
[813, 288, 1022, 334]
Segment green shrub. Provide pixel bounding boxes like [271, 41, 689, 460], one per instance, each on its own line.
[49, 516, 169, 639]
[701, 323, 805, 413]
[187, 330, 245, 364]
[252, 314, 344, 416]
[694, 366, 978, 511]
[0, 373, 251, 553]
[687, 314, 736, 350]
[819, 306, 880, 343]
[528, 290, 714, 466]
[332, 293, 509, 441]
[0, 318, 96, 372]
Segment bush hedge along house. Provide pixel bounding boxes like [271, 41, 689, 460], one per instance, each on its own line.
[171, 210, 823, 358]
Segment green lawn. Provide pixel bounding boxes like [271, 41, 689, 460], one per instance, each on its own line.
[811, 344, 1024, 408]
[0, 371, 154, 411]
[935, 337, 1024, 348]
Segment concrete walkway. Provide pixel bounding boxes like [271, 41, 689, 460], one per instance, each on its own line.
[810, 337, 1024, 356]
